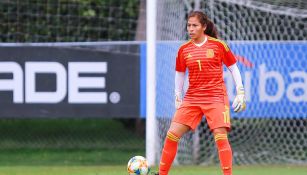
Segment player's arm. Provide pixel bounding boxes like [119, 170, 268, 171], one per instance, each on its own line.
[174, 46, 186, 109]
[227, 63, 246, 112]
[175, 71, 185, 109]
[220, 39, 246, 112]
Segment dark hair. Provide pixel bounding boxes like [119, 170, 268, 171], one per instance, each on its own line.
[188, 11, 218, 38]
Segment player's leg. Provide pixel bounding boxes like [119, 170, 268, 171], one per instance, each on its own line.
[201, 99, 232, 175]
[213, 127, 232, 175]
[159, 103, 203, 175]
[158, 122, 189, 175]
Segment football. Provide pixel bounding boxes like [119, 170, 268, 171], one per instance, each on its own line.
[127, 156, 150, 175]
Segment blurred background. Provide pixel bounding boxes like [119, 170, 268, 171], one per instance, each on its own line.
[0, 0, 306, 175]
[0, 0, 145, 168]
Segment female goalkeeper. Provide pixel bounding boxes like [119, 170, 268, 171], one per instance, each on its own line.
[156, 11, 246, 175]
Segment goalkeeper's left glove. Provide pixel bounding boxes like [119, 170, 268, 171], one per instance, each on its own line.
[232, 86, 246, 112]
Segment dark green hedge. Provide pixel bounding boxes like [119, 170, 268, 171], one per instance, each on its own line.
[0, 0, 140, 42]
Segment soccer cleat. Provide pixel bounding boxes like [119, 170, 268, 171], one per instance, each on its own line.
[150, 172, 159, 175]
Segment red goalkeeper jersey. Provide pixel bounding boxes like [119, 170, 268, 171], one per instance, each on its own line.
[176, 36, 237, 103]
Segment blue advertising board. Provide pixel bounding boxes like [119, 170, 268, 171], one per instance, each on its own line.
[140, 41, 307, 118]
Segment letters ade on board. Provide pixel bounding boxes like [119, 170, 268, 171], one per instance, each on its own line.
[0, 46, 140, 118]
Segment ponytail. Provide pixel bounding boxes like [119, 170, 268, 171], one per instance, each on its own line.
[204, 20, 218, 38]
[188, 11, 218, 38]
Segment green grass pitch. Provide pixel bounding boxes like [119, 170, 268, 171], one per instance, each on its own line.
[1, 119, 306, 175]
[0, 165, 306, 175]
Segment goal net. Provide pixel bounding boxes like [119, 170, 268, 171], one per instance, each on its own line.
[154, 0, 307, 165]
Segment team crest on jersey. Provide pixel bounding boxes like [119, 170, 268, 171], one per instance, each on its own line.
[206, 49, 214, 58]
[185, 53, 192, 59]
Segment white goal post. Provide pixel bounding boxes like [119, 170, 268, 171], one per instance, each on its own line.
[146, 0, 157, 166]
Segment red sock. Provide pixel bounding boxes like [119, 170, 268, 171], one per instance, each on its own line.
[215, 133, 232, 175]
[159, 131, 180, 175]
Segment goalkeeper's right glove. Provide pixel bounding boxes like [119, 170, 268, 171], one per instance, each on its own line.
[175, 91, 182, 109]
[232, 86, 246, 112]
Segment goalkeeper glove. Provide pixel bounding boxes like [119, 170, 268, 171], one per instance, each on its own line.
[232, 86, 246, 112]
[175, 91, 182, 109]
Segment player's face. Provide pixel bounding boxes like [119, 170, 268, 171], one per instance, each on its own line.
[187, 17, 206, 42]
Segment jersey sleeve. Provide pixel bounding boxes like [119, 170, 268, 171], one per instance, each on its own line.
[175, 47, 186, 72]
[222, 42, 237, 67]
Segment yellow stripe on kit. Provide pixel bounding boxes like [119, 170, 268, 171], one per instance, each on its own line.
[215, 136, 228, 141]
[167, 132, 180, 142]
[208, 37, 230, 51]
[168, 132, 179, 140]
[223, 106, 230, 124]
[214, 134, 228, 141]
[167, 135, 179, 142]
[214, 134, 227, 138]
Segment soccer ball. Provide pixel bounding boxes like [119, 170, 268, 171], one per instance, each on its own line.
[127, 156, 150, 175]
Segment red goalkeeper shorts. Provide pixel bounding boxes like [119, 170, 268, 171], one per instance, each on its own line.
[172, 96, 231, 131]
